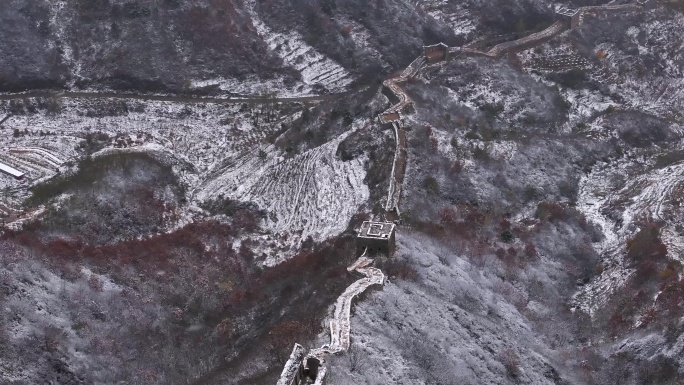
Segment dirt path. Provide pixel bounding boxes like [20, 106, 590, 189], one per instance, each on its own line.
[0, 88, 366, 105]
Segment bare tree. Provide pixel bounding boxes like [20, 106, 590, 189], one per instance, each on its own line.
[347, 344, 368, 373]
[498, 348, 520, 378]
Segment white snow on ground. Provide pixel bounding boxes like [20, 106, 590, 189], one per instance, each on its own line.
[411, 0, 477, 37]
[572, 153, 684, 315]
[618, 76, 684, 120]
[45, 0, 352, 98]
[442, 61, 557, 129]
[559, 87, 615, 129]
[189, 75, 313, 99]
[327, 232, 565, 385]
[1, 262, 116, 381]
[335, 19, 381, 59]
[0, 249, 170, 383]
[247, 3, 353, 94]
[1, 97, 372, 265]
[46, 1, 81, 88]
[0, 132, 79, 210]
[572, 159, 632, 316]
[518, 41, 579, 66]
[198, 123, 370, 265]
[1, 98, 298, 183]
[526, 11, 684, 317]
[309, 253, 385, 356]
[596, 15, 684, 121]
[278, 253, 385, 384]
[618, 160, 684, 265]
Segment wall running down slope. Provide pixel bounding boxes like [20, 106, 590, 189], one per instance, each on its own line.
[276, 251, 385, 385]
[275, 1, 660, 384]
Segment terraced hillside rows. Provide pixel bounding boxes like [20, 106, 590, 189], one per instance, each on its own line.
[0, 146, 68, 216]
[197, 125, 370, 265]
[247, 6, 354, 93]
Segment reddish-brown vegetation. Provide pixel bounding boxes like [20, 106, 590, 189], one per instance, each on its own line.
[603, 222, 684, 336]
[4, 215, 359, 383]
[535, 201, 569, 222]
[380, 258, 420, 281]
[413, 205, 543, 269]
[626, 222, 668, 265]
[498, 348, 520, 377]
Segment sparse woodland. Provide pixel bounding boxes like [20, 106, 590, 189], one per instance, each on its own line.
[1, 0, 684, 384]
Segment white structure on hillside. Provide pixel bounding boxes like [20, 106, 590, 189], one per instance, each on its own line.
[356, 221, 396, 256]
[0, 162, 24, 180]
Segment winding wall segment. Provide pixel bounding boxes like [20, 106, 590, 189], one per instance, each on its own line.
[386, 122, 407, 216]
[276, 251, 385, 384]
[276, 2, 660, 383]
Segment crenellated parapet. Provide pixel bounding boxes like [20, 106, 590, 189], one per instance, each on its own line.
[378, 55, 427, 124]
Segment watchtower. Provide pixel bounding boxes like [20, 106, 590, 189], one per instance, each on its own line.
[356, 221, 396, 257]
[556, 6, 581, 29]
[423, 43, 449, 65]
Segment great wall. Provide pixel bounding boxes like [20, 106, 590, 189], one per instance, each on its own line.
[0, 0, 663, 382]
[275, 251, 386, 385]
[276, 1, 661, 384]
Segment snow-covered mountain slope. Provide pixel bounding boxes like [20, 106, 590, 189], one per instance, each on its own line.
[198, 125, 370, 265]
[411, 0, 478, 38]
[326, 231, 589, 384]
[572, 144, 684, 315]
[248, 6, 353, 94]
[2, 1, 684, 384]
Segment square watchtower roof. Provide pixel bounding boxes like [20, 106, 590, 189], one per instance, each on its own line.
[423, 42, 449, 50]
[556, 6, 580, 16]
[358, 221, 396, 239]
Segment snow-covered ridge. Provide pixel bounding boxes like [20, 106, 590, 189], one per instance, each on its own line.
[247, 3, 353, 94]
[275, 2, 668, 382]
[411, 0, 477, 37]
